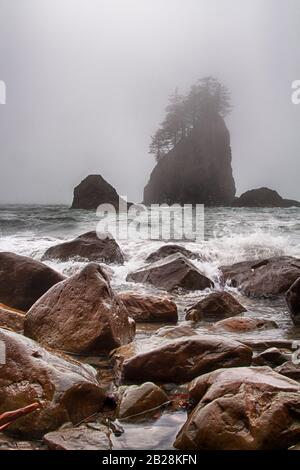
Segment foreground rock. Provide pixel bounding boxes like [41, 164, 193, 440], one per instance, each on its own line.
[126, 254, 214, 292]
[175, 367, 300, 450]
[71, 174, 128, 210]
[286, 277, 300, 325]
[144, 114, 236, 206]
[275, 362, 300, 382]
[0, 252, 64, 311]
[119, 292, 177, 323]
[233, 187, 300, 208]
[185, 291, 246, 322]
[0, 305, 24, 332]
[252, 347, 291, 367]
[44, 424, 112, 450]
[24, 264, 135, 354]
[118, 382, 169, 420]
[0, 328, 105, 438]
[221, 256, 300, 297]
[114, 335, 252, 384]
[146, 245, 199, 263]
[43, 231, 124, 264]
[212, 316, 278, 333]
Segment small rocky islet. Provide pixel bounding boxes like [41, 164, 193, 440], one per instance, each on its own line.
[0, 234, 300, 450]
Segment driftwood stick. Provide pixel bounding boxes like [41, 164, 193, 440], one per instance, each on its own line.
[0, 402, 40, 431]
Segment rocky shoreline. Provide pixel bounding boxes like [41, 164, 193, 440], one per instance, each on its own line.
[1, 234, 300, 450]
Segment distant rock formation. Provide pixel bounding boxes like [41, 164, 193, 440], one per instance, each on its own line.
[144, 115, 236, 206]
[233, 187, 300, 208]
[71, 174, 127, 210]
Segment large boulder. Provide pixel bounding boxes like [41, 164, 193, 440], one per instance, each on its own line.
[0, 305, 24, 332]
[0, 328, 106, 438]
[42, 231, 124, 264]
[175, 367, 300, 450]
[286, 277, 300, 325]
[118, 292, 178, 323]
[114, 335, 252, 384]
[71, 174, 128, 210]
[233, 187, 300, 207]
[24, 264, 135, 354]
[0, 252, 65, 311]
[144, 115, 236, 206]
[117, 382, 169, 420]
[220, 256, 300, 297]
[126, 254, 214, 292]
[185, 291, 246, 322]
[145, 245, 199, 263]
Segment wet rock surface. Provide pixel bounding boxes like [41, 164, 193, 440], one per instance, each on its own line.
[119, 292, 178, 323]
[221, 256, 300, 298]
[126, 254, 214, 292]
[145, 245, 199, 263]
[0, 305, 24, 332]
[114, 335, 252, 384]
[43, 231, 125, 264]
[185, 291, 246, 322]
[211, 316, 278, 333]
[286, 277, 300, 325]
[175, 367, 300, 450]
[0, 328, 106, 438]
[24, 264, 135, 354]
[118, 382, 169, 420]
[43, 424, 112, 450]
[0, 252, 64, 311]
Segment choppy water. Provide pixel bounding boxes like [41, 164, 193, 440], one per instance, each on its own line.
[0, 204, 300, 449]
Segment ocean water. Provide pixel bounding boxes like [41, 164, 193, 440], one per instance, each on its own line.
[0, 204, 300, 339]
[1, 204, 300, 449]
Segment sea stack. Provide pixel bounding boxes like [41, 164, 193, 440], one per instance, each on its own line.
[144, 115, 236, 206]
[233, 187, 300, 208]
[71, 174, 128, 210]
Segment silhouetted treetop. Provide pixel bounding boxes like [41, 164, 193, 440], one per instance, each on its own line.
[149, 77, 232, 161]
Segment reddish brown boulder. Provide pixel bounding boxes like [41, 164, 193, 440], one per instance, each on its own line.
[286, 277, 300, 325]
[185, 291, 246, 322]
[43, 424, 112, 450]
[118, 382, 169, 420]
[275, 362, 300, 382]
[24, 263, 135, 354]
[220, 256, 300, 298]
[42, 231, 124, 264]
[0, 328, 106, 438]
[252, 348, 291, 367]
[126, 254, 214, 292]
[114, 335, 252, 384]
[0, 305, 24, 332]
[118, 292, 178, 323]
[0, 252, 64, 311]
[212, 316, 278, 333]
[175, 367, 300, 450]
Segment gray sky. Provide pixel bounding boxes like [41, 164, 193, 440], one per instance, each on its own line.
[0, 0, 299, 204]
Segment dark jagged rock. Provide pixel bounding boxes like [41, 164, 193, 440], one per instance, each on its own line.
[233, 187, 300, 208]
[0, 328, 106, 438]
[118, 292, 178, 323]
[220, 256, 300, 298]
[144, 115, 235, 206]
[71, 174, 128, 210]
[24, 264, 135, 354]
[42, 231, 124, 264]
[175, 367, 300, 450]
[286, 277, 300, 325]
[126, 253, 214, 292]
[0, 252, 65, 311]
[185, 291, 246, 322]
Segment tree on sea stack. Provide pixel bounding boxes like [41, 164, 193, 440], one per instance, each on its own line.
[149, 77, 232, 161]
